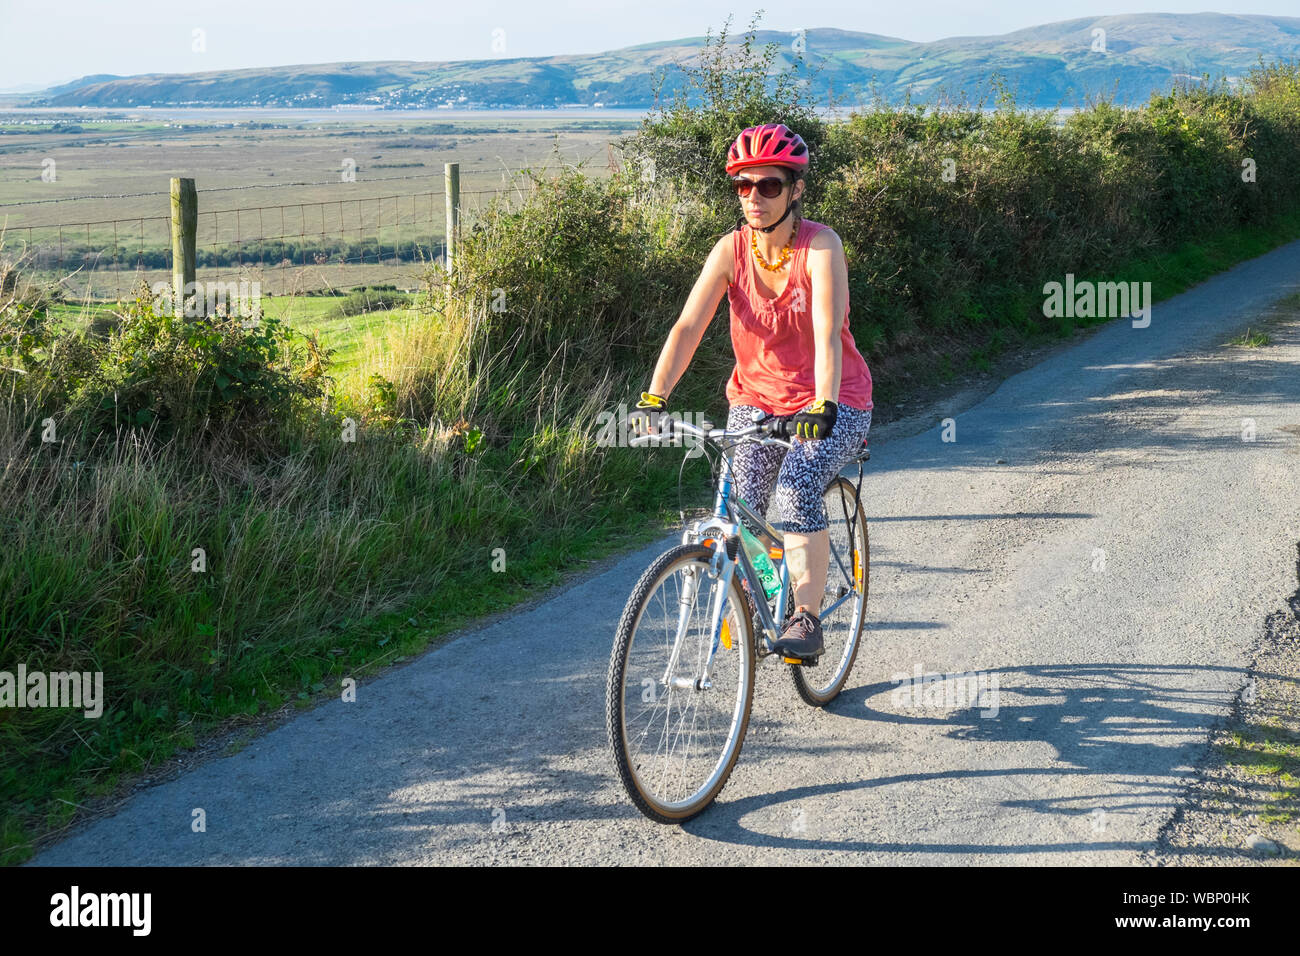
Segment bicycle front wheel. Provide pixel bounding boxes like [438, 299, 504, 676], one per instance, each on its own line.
[792, 475, 869, 706]
[606, 542, 755, 823]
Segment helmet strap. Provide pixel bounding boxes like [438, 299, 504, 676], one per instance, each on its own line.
[757, 198, 794, 234]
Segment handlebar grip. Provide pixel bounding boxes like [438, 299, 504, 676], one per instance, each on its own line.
[762, 415, 793, 439]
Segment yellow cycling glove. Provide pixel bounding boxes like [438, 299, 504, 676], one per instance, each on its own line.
[628, 391, 667, 437]
[791, 399, 838, 440]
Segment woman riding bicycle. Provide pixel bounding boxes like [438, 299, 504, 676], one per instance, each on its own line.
[629, 122, 874, 661]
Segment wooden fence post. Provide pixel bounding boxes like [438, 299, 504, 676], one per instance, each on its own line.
[170, 177, 197, 317]
[444, 162, 460, 277]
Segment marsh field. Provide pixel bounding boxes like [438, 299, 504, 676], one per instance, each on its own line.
[0, 111, 642, 297]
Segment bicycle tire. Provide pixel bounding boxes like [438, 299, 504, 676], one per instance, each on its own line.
[606, 541, 756, 823]
[791, 475, 869, 706]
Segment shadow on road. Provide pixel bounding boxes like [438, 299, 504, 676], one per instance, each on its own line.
[669, 661, 1271, 854]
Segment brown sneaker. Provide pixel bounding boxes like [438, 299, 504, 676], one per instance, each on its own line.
[773, 609, 824, 659]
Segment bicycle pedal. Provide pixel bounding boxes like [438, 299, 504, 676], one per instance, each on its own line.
[782, 655, 819, 667]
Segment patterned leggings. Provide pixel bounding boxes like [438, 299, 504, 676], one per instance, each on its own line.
[726, 402, 873, 534]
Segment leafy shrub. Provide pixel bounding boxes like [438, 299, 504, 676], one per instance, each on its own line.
[2, 280, 327, 446]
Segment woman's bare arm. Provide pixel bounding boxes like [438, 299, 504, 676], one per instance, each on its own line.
[647, 235, 733, 399]
[806, 227, 848, 404]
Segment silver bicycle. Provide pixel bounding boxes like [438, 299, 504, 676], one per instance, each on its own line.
[605, 410, 871, 823]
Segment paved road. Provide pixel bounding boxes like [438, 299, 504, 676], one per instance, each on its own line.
[32, 241, 1300, 865]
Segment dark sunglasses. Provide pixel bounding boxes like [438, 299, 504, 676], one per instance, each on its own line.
[731, 175, 790, 199]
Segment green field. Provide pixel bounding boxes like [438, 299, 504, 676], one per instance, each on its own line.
[49, 292, 412, 374]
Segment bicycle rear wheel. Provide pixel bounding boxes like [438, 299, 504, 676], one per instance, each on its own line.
[606, 542, 755, 823]
[791, 475, 869, 705]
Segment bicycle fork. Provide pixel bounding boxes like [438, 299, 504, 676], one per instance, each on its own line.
[659, 540, 737, 693]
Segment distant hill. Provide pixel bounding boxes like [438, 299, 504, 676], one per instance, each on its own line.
[41, 74, 127, 97]
[24, 13, 1300, 111]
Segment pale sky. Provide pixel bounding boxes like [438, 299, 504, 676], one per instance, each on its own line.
[1, 1, 1294, 91]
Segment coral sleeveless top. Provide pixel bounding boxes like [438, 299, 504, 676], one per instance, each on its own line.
[726, 218, 873, 416]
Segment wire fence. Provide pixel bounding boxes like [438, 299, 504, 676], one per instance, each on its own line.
[3, 153, 611, 301]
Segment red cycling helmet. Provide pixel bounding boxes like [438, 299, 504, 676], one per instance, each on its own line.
[725, 123, 809, 176]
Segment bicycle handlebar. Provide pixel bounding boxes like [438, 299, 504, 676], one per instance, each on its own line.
[626, 414, 793, 450]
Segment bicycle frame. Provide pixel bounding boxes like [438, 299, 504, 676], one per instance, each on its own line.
[674, 432, 799, 695]
[632, 415, 863, 693]
[682, 463, 788, 648]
